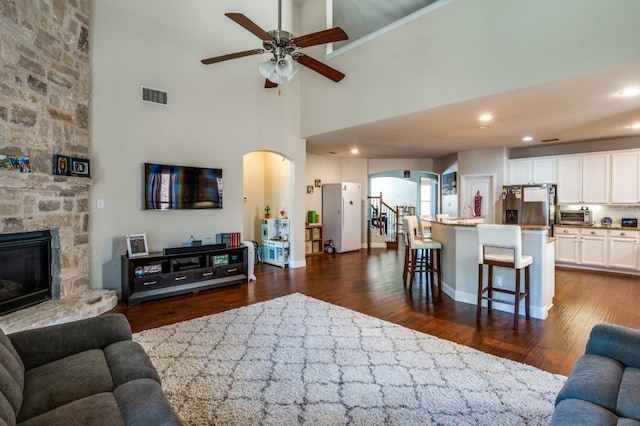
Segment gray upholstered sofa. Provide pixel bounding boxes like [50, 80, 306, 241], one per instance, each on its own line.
[551, 323, 640, 425]
[0, 314, 181, 425]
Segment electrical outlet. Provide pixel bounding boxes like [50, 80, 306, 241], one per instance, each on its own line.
[495, 276, 503, 287]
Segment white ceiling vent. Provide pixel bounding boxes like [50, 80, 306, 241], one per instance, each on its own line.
[141, 86, 168, 105]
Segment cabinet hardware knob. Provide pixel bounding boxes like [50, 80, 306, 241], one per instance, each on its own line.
[202, 272, 213, 277]
[227, 268, 238, 273]
[174, 276, 188, 281]
[143, 281, 157, 286]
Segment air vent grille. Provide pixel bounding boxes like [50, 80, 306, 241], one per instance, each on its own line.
[141, 86, 168, 105]
[540, 138, 559, 143]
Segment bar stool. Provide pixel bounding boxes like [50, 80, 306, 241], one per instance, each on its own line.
[476, 224, 531, 330]
[402, 216, 442, 302]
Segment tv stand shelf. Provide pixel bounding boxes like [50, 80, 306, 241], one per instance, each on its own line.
[121, 245, 248, 306]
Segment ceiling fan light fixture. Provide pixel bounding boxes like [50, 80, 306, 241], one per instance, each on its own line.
[259, 59, 282, 84]
[259, 59, 276, 77]
[275, 58, 294, 78]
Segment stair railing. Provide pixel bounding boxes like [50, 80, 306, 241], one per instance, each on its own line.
[367, 193, 399, 248]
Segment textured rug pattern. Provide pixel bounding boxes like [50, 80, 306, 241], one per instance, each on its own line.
[133, 293, 565, 425]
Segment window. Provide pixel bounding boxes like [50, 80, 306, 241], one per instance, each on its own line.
[420, 177, 432, 217]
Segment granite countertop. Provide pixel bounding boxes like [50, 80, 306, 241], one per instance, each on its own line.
[431, 221, 550, 231]
[554, 224, 639, 231]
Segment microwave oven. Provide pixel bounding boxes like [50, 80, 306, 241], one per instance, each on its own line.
[559, 210, 592, 225]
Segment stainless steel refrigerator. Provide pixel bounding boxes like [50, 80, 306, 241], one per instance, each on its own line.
[502, 184, 557, 231]
[322, 182, 362, 253]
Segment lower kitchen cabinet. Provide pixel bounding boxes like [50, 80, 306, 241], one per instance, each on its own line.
[555, 226, 639, 273]
[555, 227, 580, 263]
[608, 230, 639, 270]
[580, 228, 608, 267]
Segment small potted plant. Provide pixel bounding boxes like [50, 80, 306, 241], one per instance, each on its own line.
[264, 204, 271, 218]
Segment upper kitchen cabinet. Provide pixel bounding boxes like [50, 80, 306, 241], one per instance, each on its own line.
[582, 153, 610, 203]
[556, 156, 582, 203]
[507, 157, 556, 185]
[611, 151, 640, 204]
[557, 154, 609, 204]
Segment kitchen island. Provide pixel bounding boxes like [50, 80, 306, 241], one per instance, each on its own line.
[430, 221, 555, 320]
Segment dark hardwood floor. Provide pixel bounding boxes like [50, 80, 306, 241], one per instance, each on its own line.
[108, 247, 640, 376]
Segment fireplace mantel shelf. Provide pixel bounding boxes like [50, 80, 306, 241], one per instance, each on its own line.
[0, 172, 93, 191]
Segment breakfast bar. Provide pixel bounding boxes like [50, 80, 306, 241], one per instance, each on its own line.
[430, 221, 556, 319]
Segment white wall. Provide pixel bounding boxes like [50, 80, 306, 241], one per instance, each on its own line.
[458, 147, 507, 219]
[299, 0, 640, 138]
[371, 177, 417, 209]
[90, 0, 307, 291]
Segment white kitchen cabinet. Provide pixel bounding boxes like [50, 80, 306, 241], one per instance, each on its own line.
[556, 156, 582, 203]
[580, 228, 608, 267]
[507, 157, 556, 184]
[532, 157, 556, 184]
[507, 159, 531, 185]
[556, 154, 609, 204]
[608, 229, 638, 270]
[555, 227, 580, 264]
[581, 154, 610, 204]
[610, 151, 640, 204]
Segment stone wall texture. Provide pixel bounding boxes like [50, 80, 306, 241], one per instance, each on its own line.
[0, 0, 92, 297]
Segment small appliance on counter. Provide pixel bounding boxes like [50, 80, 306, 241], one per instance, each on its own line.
[559, 208, 592, 226]
[600, 217, 612, 227]
[621, 218, 638, 228]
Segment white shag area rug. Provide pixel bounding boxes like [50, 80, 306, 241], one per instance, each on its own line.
[133, 293, 566, 425]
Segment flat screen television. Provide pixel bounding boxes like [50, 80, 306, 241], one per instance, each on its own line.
[144, 163, 223, 210]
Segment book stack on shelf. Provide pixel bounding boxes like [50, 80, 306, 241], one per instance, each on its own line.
[216, 232, 241, 248]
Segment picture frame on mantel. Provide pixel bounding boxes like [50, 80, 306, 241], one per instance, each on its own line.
[70, 157, 91, 178]
[126, 234, 149, 257]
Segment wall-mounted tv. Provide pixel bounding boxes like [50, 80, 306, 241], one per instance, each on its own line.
[144, 163, 223, 210]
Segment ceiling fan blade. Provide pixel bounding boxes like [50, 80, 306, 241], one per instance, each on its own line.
[293, 54, 345, 82]
[264, 79, 278, 89]
[225, 13, 274, 41]
[201, 49, 265, 65]
[292, 27, 348, 48]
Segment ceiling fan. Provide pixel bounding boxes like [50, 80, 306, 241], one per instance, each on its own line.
[200, 0, 348, 89]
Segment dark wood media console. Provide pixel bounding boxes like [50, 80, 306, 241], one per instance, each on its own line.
[121, 245, 248, 305]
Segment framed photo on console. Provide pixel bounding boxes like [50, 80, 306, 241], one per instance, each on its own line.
[126, 234, 149, 257]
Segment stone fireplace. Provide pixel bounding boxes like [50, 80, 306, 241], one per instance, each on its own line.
[0, 1, 116, 333]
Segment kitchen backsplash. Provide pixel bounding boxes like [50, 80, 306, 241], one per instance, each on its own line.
[558, 204, 640, 226]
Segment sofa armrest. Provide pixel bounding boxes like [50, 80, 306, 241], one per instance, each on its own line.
[585, 323, 640, 369]
[8, 314, 132, 370]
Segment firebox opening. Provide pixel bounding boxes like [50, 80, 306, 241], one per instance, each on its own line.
[0, 230, 53, 315]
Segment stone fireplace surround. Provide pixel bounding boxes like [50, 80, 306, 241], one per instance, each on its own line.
[0, 175, 117, 334]
[0, 1, 116, 333]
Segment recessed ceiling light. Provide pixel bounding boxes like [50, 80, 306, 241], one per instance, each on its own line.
[479, 113, 493, 121]
[351, 148, 359, 154]
[618, 87, 640, 97]
[629, 122, 640, 129]
[522, 136, 534, 142]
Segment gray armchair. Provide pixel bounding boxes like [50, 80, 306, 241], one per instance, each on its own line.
[551, 323, 640, 425]
[0, 314, 181, 425]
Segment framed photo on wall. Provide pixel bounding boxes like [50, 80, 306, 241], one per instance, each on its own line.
[442, 172, 457, 195]
[126, 234, 149, 257]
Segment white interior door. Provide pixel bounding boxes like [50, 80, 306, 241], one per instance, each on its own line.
[460, 174, 495, 223]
